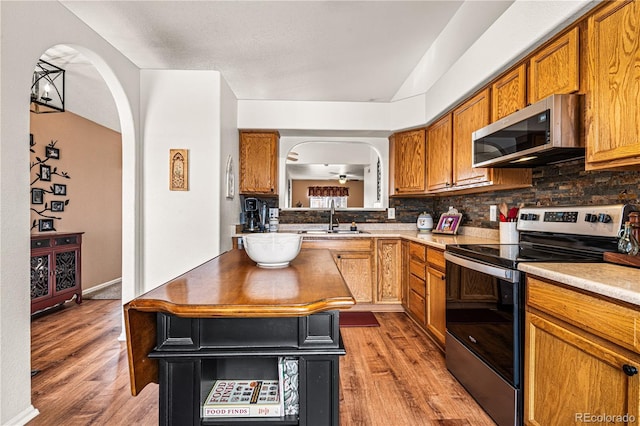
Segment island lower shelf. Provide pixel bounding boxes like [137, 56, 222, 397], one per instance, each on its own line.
[151, 311, 345, 426]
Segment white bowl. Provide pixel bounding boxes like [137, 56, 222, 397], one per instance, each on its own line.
[243, 233, 303, 268]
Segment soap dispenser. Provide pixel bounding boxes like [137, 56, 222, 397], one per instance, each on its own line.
[417, 212, 433, 233]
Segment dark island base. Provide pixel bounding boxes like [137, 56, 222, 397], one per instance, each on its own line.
[150, 311, 346, 426]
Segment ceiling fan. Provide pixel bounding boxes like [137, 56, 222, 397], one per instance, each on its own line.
[329, 171, 359, 184]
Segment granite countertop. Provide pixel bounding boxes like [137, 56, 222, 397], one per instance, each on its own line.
[519, 262, 640, 307]
[235, 224, 500, 250]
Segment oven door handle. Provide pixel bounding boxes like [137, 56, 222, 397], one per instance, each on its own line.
[444, 252, 519, 283]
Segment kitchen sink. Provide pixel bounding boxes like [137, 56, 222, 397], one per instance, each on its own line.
[298, 230, 369, 234]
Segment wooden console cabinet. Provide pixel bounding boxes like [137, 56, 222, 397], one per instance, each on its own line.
[30, 232, 83, 314]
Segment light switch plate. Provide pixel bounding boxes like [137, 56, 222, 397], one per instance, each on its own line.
[490, 205, 498, 222]
[388, 208, 396, 219]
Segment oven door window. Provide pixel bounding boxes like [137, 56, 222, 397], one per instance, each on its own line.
[446, 260, 522, 386]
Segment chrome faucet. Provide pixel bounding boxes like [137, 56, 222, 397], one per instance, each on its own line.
[329, 199, 339, 231]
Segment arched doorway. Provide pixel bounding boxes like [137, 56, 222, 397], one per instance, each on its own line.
[25, 44, 140, 423]
[29, 45, 124, 309]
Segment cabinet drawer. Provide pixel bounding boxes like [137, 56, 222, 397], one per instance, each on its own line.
[55, 236, 78, 246]
[301, 238, 372, 251]
[31, 239, 50, 249]
[527, 276, 640, 354]
[409, 274, 426, 298]
[427, 247, 445, 271]
[409, 259, 426, 280]
[409, 242, 426, 262]
[408, 289, 426, 324]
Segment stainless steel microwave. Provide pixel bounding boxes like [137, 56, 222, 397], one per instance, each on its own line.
[472, 93, 583, 168]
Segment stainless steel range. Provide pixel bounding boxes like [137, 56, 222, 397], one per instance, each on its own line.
[444, 204, 637, 426]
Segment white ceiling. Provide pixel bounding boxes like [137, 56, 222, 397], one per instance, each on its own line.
[43, 1, 515, 131]
[60, 1, 469, 102]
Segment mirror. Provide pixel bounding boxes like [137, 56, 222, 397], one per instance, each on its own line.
[279, 136, 389, 210]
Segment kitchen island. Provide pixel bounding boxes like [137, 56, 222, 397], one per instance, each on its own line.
[124, 248, 355, 426]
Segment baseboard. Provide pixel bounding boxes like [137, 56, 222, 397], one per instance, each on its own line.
[82, 277, 121, 298]
[348, 303, 404, 312]
[6, 404, 39, 426]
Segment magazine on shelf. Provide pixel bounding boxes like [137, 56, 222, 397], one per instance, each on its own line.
[202, 359, 285, 418]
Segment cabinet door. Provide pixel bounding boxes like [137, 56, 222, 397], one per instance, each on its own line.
[401, 241, 409, 308]
[31, 253, 51, 300]
[426, 266, 446, 347]
[239, 131, 279, 194]
[391, 128, 426, 194]
[525, 312, 640, 425]
[586, 1, 640, 170]
[528, 27, 579, 103]
[333, 252, 374, 303]
[54, 249, 79, 294]
[376, 239, 401, 303]
[452, 89, 491, 187]
[427, 114, 453, 191]
[492, 64, 527, 121]
[408, 289, 426, 325]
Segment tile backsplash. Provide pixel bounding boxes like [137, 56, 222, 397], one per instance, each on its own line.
[278, 159, 639, 229]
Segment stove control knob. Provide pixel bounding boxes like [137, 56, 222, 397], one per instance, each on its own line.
[585, 213, 597, 223]
[598, 213, 612, 223]
[528, 213, 539, 221]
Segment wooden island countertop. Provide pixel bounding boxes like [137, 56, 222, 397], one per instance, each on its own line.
[124, 248, 355, 395]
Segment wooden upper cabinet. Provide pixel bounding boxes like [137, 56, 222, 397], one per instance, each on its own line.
[239, 130, 279, 195]
[427, 114, 453, 191]
[452, 89, 491, 187]
[390, 128, 427, 195]
[586, 0, 640, 170]
[492, 64, 527, 121]
[529, 26, 580, 104]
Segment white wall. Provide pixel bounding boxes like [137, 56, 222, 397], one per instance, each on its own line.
[420, 0, 599, 125]
[219, 76, 239, 253]
[238, 100, 392, 132]
[141, 70, 228, 290]
[0, 2, 141, 424]
[237, 1, 597, 133]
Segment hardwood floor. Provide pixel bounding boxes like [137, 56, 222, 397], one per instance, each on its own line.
[29, 300, 495, 425]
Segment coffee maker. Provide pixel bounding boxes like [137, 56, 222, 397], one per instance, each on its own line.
[243, 198, 262, 232]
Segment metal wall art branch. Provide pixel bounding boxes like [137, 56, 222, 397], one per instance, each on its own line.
[30, 136, 71, 231]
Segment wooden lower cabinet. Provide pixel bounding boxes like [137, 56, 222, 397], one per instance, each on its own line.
[525, 276, 640, 425]
[333, 251, 374, 303]
[403, 241, 446, 348]
[426, 256, 446, 346]
[302, 237, 404, 307]
[400, 240, 409, 307]
[302, 238, 374, 304]
[376, 238, 402, 303]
